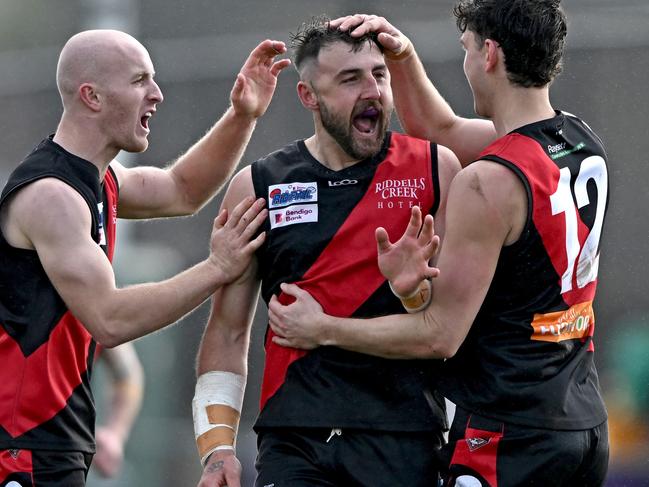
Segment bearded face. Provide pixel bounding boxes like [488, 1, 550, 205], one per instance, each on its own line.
[318, 96, 392, 160]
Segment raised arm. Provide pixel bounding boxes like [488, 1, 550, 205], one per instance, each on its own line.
[192, 167, 261, 487]
[93, 342, 145, 478]
[331, 15, 496, 166]
[269, 161, 526, 359]
[2, 176, 267, 347]
[114, 40, 291, 218]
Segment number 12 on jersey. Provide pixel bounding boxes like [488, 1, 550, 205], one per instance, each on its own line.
[550, 155, 608, 294]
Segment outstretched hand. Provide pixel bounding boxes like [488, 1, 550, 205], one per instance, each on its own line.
[231, 39, 291, 119]
[208, 197, 267, 284]
[376, 205, 440, 297]
[268, 283, 326, 350]
[329, 14, 413, 60]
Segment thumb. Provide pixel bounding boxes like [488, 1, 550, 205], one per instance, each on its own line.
[375, 227, 392, 254]
[214, 208, 228, 229]
[279, 282, 304, 299]
[230, 73, 246, 101]
[377, 32, 405, 54]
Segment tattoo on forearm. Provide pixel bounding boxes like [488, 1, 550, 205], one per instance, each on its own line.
[206, 460, 224, 473]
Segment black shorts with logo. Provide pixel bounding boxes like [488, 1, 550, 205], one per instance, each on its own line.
[0, 449, 92, 487]
[255, 427, 443, 487]
[439, 406, 609, 487]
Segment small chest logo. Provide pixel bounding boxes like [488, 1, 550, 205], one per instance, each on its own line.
[8, 448, 20, 459]
[466, 437, 490, 451]
[328, 179, 358, 187]
[268, 182, 317, 209]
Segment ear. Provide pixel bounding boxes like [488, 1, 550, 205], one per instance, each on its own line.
[78, 83, 102, 112]
[484, 39, 501, 73]
[296, 80, 319, 111]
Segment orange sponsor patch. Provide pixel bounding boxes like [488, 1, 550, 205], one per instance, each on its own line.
[530, 301, 594, 342]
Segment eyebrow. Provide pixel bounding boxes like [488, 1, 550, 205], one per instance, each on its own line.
[335, 64, 387, 79]
[132, 70, 155, 80]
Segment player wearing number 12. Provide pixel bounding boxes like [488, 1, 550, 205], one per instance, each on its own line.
[269, 2, 610, 485]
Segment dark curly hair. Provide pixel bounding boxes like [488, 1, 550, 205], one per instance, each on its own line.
[290, 15, 383, 76]
[454, 0, 567, 87]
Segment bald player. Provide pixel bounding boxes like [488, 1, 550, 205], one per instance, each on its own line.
[0, 30, 289, 486]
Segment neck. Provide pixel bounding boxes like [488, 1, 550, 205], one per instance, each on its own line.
[53, 113, 118, 179]
[304, 122, 362, 172]
[490, 84, 556, 137]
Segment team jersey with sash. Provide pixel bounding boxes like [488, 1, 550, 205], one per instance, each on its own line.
[0, 137, 119, 453]
[251, 132, 447, 432]
[439, 111, 609, 430]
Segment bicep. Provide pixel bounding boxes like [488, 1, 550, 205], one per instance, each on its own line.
[428, 166, 511, 351]
[17, 180, 117, 335]
[444, 118, 498, 168]
[111, 161, 185, 219]
[433, 145, 462, 250]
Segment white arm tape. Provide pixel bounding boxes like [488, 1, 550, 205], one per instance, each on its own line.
[192, 371, 245, 465]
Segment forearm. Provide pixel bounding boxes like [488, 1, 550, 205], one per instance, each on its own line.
[168, 108, 256, 214]
[103, 379, 144, 441]
[96, 259, 226, 346]
[389, 53, 456, 142]
[319, 310, 450, 360]
[388, 55, 496, 166]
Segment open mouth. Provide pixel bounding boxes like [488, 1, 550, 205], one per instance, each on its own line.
[352, 107, 380, 135]
[140, 112, 152, 130]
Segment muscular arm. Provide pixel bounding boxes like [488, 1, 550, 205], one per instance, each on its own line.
[194, 167, 261, 487]
[332, 14, 497, 166]
[114, 40, 290, 219]
[269, 161, 527, 359]
[4, 177, 266, 347]
[197, 167, 261, 376]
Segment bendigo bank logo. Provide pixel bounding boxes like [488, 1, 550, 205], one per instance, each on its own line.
[530, 301, 594, 342]
[267, 182, 319, 230]
[268, 182, 317, 209]
[375, 178, 426, 209]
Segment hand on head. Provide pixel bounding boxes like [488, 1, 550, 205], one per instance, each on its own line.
[329, 14, 414, 61]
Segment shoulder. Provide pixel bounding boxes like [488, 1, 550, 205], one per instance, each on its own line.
[7, 177, 92, 246]
[451, 160, 527, 243]
[436, 144, 462, 184]
[253, 141, 302, 168]
[455, 160, 522, 201]
[223, 166, 255, 209]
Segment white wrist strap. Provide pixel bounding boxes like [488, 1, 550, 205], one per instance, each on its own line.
[389, 279, 432, 313]
[192, 371, 245, 466]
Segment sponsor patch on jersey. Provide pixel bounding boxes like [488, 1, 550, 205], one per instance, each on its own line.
[530, 301, 594, 342]
[270, 204, 318, 229]
[267, 182, 317, 209]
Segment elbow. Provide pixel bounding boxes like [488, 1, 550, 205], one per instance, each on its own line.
[89, 319, 126, 349]
[417, 313, 462, 359]
[412, 340, 458, 360]
[435, 340, 460, 360]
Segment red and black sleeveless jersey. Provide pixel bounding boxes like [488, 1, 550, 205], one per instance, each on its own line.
[439, 112, 609, 430]
[0, 137, 119, 452]
[251, 132, 447, 432]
